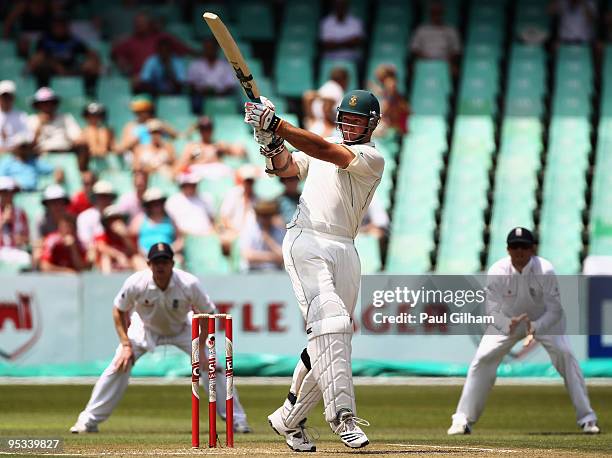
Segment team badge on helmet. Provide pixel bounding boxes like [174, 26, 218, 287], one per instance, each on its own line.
[336, 90, 381, 145]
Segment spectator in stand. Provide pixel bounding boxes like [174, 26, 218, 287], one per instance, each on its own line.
[137, 39, 187, 95]
[0, 80, 31, 154]
[68, 170, 97, 215]
[94, 205, 145, 274]
[116, 96, 176, 155]
[0, 177, 31, 268]
[187, 38, 237, 113]
[374, 67, 410, 136]
[240, 199, 285, 272]
[116, 169, 148, 223]
[76, 180, 117, 252]
[130, 187, 182, 256]
[319, 0, 364, 61]
[549, 0, 597, 45]
[28, 87, 84, 155]
[0, 133, 59, 191]
[36, 184, 69, 241]
[111, 12, 192, 83]
[80, 103, 115, 163]
[411, 1, 461, 73]
[133, 119, 176, 177]
[27, 14, 101, 92]
[3, 0, 51, 57]
[174, 116, 242, 179]
[360, 196, 389, 265]
[278, 176, 301, 225]
[219, 165, 258, 255]
[165, 172, 215, 236]
[40, 213, 89, 273]
[302, 67, 348, 137]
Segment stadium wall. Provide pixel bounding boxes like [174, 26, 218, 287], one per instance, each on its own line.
[0, 273, 610, 377]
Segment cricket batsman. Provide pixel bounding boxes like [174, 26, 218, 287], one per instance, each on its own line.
[70, 242, 251, 433]
[244, 90, 384, 451]
[448, 227, 600, 435]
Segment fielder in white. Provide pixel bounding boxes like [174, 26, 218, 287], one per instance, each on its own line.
[70, 242, 250, 433]
[448, 227, 600, 435]
[244, 90, 384, 451]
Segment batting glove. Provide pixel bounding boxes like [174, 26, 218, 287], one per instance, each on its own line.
[260, 135, 284, 158]
[244, 96, 282, 132]
[253, 127, 275, 146]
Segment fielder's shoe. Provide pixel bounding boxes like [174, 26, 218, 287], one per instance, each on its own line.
[234, 418, 252, 433]
[447, 422, 471, 435]
[581, 421, 601, 434]
[268, 407, 316, 452]
[69, 419, 98, 433]
[333, 409, 370, 449]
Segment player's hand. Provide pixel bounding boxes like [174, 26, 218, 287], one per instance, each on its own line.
[115, 344, 134, 372]
[508, 313, 528, 334]
[523, 320, 535, 347]
[244, 96, 282, 132]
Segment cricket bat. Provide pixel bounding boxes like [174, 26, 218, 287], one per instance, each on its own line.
[203, 12, 261, 103]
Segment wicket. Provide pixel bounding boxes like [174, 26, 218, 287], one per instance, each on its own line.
[191, 313, 233, 448]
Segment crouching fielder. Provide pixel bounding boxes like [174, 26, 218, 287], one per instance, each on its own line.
[244, 90, 384, 451]
[448, 227, 599, 435]
[70, 242, 250, 433]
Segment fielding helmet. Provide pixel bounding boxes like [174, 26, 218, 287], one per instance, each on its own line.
[336, 90, 381, 144]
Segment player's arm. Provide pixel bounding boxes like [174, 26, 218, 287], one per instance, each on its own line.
[276, 121, 354, 168]
[530, 272, 563, 335]
[245, 98, 353, 168]
[112, 307, 133, 372]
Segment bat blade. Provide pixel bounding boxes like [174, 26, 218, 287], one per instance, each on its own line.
[203, 12, 260, 102]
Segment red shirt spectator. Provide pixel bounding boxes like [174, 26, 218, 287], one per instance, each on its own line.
[40, 214, 88, 272]
[111, 13, 192, 77]
[68, 170, 96, 215]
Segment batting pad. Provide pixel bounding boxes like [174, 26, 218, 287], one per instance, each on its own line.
[282, 355, 322, 428]
[306, 292, 353, 338]
[308, 331, 356, 424]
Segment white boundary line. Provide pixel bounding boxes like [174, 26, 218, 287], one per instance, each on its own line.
[1, 376, 612, 386]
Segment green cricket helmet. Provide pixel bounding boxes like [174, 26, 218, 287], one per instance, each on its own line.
[336, 89, 381, 144]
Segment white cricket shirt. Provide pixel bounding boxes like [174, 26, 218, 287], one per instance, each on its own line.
[114, 268, 215, 336]
[486, 256, 564, 335]
[289, 139, 384, 239]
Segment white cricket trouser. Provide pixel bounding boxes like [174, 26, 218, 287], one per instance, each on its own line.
[77, 315, 247, 425]
[452, 331, 597, 427]
[281, 227, 361, 425]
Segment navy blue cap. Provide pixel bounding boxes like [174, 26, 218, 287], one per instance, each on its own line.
[147, 242, 174, 261]
[506, 227, 536, 245]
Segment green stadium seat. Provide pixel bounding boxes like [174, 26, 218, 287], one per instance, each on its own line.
[412, 61, 451, 98]
[184, 234, 231, 274]
[275, 56, 314, 98]
[99, 170, 134, 196]
[39, 153, 82, 195]
[204, 96, 240, 115]
[0, 40, 16, 58]
[0, 57, 25, 82]
[277, 40, 316, 59]
[552, 94, 591, 117]
[236, 2, 274, 40]
[211, 114, 250, 143]
[157, 96, 192, 119]
[284, 1, 320, 24]
[167, 22, 195, 43]
[280, 23, 318, 43]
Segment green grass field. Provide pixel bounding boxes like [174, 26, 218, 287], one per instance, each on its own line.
[0, 383, 610, 456]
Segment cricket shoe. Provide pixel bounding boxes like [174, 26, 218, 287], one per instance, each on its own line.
[70, 418, 98, 434]
[447, 422, 471, 435]
[333, 409, 370, 449]
[581, 421, 601, 434]
[268, 407, 316, 452]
